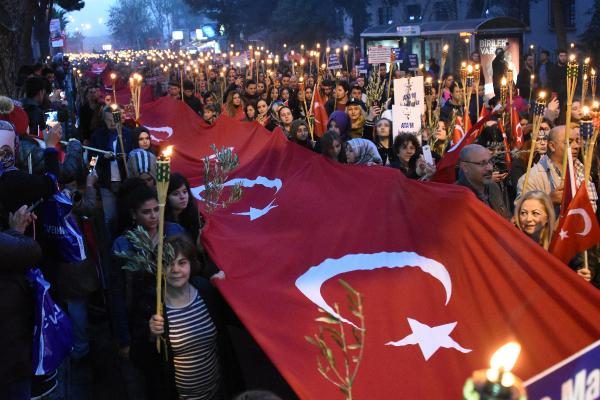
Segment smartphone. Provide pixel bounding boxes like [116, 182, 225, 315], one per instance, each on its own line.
[45, 111, 58, 127]
[422, 145, 434, 165]
[26, 198, 44, 213]
[88, 155, 98, 173]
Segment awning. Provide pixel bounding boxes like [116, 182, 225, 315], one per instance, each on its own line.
[361, 17, 527, 38]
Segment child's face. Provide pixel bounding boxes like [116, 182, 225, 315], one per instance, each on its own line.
[166, 253, 191, 289]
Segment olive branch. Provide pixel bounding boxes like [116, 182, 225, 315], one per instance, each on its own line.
[115, 226, 176, 274]
[202, 144, 243, 213]
[365, 68, 385, 109]
[305, 280, 366, 400]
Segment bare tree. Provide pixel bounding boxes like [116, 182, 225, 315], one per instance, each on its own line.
[0, 0, 35, 97]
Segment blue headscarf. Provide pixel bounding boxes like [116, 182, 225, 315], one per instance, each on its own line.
[327, 111, 350, 140]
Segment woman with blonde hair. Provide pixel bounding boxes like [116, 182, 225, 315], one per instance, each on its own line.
[514, 190, 555, 249]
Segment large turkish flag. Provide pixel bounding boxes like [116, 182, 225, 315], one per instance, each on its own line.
[141, 97, 600, 399]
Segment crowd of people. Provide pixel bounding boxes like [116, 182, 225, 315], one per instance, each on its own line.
[0, 43, 598, 400]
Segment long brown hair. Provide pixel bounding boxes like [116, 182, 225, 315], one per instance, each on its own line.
[225, 90, 244, 118]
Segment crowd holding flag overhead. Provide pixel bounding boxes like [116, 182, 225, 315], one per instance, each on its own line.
[1, 21, 600, 400]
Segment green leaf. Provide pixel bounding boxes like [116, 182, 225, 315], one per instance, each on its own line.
[305, 336, 318, 346]
[338, 279, 357, 295]
[315, 316, 338, 324]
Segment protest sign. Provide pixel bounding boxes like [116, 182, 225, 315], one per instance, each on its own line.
[368, 46, 391, 64]
[392, 104, 422, 137]
[394, 76, 425, 113]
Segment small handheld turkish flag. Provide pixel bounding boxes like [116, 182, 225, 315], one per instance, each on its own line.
[511, 106, 524, 149]
[550, 183, 600, 263]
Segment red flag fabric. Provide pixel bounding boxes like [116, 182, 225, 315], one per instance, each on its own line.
[451, 122, 465, 146]
[559, 154, 578, 220]
[463, 108, 472, 132]
[431, 114, 491, 184]
[550, 183, 600, 263]
[479, 104, 491, 121]
[312, 86, 329, 137]
[511, 106, 524, 149]
[140, 98, 600, 399]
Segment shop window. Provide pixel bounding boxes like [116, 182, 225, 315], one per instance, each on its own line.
[406, 4, 421, 22]
[378, 6, 393, 25]
[548, 0, 575, 29]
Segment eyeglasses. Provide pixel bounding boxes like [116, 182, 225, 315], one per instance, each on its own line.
[461, 159, 494, 167]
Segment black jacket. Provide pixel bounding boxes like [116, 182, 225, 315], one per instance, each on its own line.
[21, 97, 46, 135]
[0, 148, 60, 226]
[90, 126, 133, 187]
[183, 94, 203, 115]
[17, 136, 83, 184]
[0, 229, 42, 385]
[125, 275, 245, 399]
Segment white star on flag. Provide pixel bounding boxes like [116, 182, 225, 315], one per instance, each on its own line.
[386, 318, 472, 361]
[559, 229, 569, 240]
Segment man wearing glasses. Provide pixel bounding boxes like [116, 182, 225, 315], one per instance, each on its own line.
[456, 144, 511, 219]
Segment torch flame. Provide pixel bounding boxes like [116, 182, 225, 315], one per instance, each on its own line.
[569, 54, 576, 62]
[583, 106, 590, 116]
[162, 145, 174, 158]
[490, 342, 521, 372]
[467, 65, 473, 74]
[539, 91, 547, 99]
[501, 77, 507, 86]
[585, 57, 591, 64]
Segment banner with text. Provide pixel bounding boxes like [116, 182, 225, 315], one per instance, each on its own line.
[368, 46, 392, 64]
[394, 76, 425, 114]
[524, 339, 600, 400]
[392, 104, 422, 137]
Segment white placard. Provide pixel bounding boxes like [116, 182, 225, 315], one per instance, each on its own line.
[393, 76, 425, 114]
[392, 104, 422, 137]
[368, 46, 391, 64]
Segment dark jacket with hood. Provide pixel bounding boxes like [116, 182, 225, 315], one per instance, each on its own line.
[0, 229, 42, 386]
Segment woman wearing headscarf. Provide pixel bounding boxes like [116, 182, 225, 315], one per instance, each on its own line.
[327, 111, 351, 141]
[345, 138, 383, 165]
[290, 119, 316, 151]
[131, 126, 158, 156]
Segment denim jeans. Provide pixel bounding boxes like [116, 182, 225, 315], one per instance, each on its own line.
[67, 300, 89, 359]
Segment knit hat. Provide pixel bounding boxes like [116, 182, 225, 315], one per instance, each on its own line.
[127, 148, 157, 180]
[0, 97, 29, 135]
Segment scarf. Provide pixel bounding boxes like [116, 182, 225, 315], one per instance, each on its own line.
[347, 138, 382, 165]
